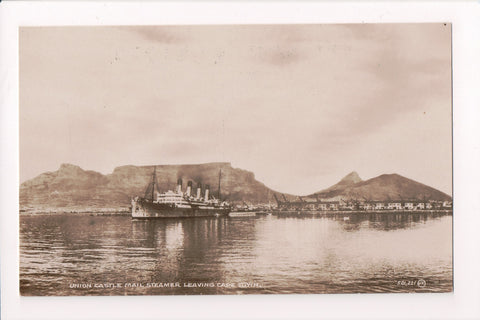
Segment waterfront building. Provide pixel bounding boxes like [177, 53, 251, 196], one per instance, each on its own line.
[387, 202, 403, 210]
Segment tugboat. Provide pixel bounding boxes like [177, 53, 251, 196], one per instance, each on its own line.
[229, 201, 257, 217]
[131, 168, 231, 219]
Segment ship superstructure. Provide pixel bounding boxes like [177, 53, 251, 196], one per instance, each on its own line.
[131, 168, 230, 218]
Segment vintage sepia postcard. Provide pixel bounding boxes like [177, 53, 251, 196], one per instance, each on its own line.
[19, 24, 452, 296]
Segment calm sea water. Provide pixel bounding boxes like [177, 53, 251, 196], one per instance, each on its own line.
[20, 212, 452, 295]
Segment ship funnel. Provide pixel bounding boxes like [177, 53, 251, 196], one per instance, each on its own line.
[177, 178, 183, 194]
[205, 184, 210, 201]
[196, 183, 202, 199]
[186, 181, 192, 197]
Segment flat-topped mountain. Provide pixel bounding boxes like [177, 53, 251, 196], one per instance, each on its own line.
[20, 162, 278, 209]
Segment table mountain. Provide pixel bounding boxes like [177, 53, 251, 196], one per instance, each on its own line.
[20, 162, 278, 209]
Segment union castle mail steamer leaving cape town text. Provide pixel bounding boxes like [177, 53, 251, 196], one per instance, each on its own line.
[131, 168, 231, 219]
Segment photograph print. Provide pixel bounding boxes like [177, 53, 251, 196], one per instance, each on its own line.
[19, 23, 452, 295]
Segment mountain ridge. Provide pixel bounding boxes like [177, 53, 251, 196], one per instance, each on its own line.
[20, 163, 451, 209]
[310, 172, 451, 201]
[20, 162, 283, 208]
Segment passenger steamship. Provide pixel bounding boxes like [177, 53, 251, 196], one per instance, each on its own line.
[131, 168, 231, 219]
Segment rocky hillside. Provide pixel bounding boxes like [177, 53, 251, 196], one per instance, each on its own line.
[20, 163, 278, 209]
[310, 172, 451, 201]
[20, 163, 451, 210]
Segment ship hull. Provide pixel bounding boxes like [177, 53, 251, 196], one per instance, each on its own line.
[132, 199, 230, 219]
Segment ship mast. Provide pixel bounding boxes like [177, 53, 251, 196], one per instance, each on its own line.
[144, 166, 158, 201]
[151, 167, 156, 201]
[217, 169, 222, 200]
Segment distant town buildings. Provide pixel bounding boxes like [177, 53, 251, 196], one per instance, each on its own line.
[273, 195, 452, 212]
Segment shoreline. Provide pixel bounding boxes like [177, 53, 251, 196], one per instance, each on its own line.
[272, 209, 453, 215]
[19, 208, 130, 216]
[19, 208, 452, 216]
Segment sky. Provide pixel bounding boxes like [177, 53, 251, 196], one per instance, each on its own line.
[19, 24, 452, 195]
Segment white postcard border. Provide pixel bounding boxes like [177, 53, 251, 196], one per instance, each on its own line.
[1, 1, 480, 319]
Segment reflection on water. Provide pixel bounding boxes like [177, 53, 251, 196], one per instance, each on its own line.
[20, 212, 452, 295]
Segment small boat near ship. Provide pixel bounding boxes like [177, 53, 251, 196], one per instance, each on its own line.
[228, 199, 274, 217]
[229, 201, 257, 217]
[131, 168, 231, 219]
[228, 211, 257, 217]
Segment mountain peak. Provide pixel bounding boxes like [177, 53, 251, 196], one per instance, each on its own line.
[339, 171, 362, 184]
[312, 171, 363, 195]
